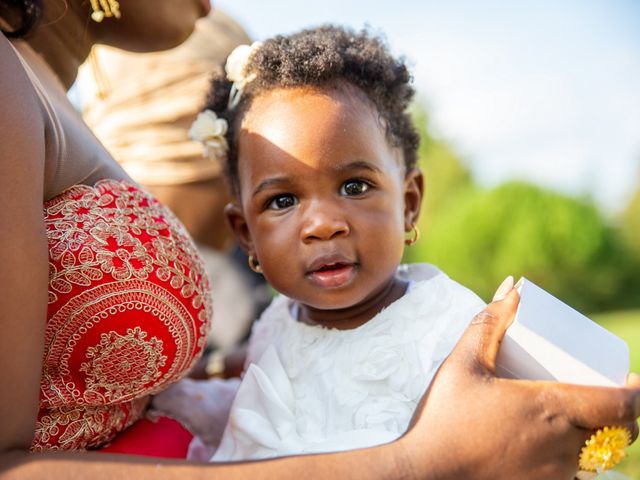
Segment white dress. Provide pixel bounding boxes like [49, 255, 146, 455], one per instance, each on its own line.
[210, 263, 486, 461]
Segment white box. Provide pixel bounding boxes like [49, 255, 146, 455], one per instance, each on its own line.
[495, 278, 629, 387]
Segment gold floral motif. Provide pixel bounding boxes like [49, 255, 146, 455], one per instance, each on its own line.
[40, 282, 199, 407]
[32, 397, 148, 451]
[80, 327, 167, 401]
[36, 180, 212, 450]
[45, 181, 209, 311]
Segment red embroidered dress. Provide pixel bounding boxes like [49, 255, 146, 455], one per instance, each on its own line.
[32, 180, 211, 451]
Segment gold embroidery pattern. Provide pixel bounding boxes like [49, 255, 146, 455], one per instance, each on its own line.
[40, 281, 201, 407]
[33, 397, 148, 451]
[34, 180, 212, 451]
[80, 327, 167, 400]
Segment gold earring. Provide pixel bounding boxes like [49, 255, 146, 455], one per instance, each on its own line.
[405, 224, 420, 246]
[90, 0, 121, 22]
[248, 255, 263, 274]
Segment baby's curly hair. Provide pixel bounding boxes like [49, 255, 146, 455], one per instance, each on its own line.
[204, 25, 419, 197]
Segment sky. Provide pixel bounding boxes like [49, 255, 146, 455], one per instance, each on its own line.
[213, 0, 640, 214]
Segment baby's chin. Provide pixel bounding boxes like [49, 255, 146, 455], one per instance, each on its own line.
[278, 273, 398, 312]
[292, 288, 374, 315]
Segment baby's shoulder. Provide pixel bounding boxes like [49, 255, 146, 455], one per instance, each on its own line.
[402, 263, 484, 304]
[397, 263, 486, 329]
[251, 295, 292, 331]
[245, 295, 293, 365]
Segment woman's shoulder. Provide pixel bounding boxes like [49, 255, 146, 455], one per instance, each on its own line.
[0, 35, 32, 91]
[0, 36, 46, 150]
[0, 35, 47, 189]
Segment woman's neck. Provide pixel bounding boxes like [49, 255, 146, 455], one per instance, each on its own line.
[23, 2, 96, 89]
[298, 276, 408, 330]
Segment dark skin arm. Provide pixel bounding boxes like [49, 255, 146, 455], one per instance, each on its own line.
[0, 33, 49, 454]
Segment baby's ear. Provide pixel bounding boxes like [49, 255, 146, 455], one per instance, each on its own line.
[403, 168, 424, 230]
[224, 203, 254, 254]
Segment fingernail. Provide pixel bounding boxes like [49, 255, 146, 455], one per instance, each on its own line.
[493, 275, 514, 302]
[514, 277, 524, 290]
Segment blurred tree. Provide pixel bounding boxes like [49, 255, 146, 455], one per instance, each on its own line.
[406, 105, 638, 312]
[411, 107, 474, 230]
[620, 176, 640, 260]
[407, 181, 626, 312]
[617, 169, 640, 307]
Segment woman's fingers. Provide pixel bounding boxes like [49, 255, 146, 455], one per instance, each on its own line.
[546, 381, 640, 428]
[492, 275, 515, 302]
[627, 372, 640, 387]
[625, 374, 640, 441]
[453, 287, 520, 373]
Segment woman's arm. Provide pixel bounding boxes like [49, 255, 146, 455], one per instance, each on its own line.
[3, 441, 411, 480]
[0, 35, 50, 453]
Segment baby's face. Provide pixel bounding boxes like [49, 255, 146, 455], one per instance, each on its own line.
[230, 86, 422, 321]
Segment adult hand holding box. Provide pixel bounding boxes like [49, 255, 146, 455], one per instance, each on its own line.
[495, 278, 632, 478]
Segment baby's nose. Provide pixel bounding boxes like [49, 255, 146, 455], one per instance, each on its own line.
[300, 202, 350, 242]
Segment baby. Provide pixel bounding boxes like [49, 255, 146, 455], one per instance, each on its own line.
[156, 25, 486, 461]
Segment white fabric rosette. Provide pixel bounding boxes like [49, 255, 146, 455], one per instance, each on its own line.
[225, 41, 263, 109]
[188, 109, 229, 161]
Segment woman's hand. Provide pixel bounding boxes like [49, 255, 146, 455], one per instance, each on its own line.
[400, 278, 640, 480]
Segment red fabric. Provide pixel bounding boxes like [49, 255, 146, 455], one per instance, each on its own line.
[98, 417, 193, 458]
[32, 180, 211, 451]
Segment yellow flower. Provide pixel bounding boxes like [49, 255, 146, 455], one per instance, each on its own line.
[579, 426, 631, 472]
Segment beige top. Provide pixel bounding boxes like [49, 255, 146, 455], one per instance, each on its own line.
[77, 10, 250, 186]
[9, 39, 128, 201]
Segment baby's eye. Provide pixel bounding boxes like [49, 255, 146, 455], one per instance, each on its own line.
[340, 180, 370, 196]
[267, 194, 298, 210]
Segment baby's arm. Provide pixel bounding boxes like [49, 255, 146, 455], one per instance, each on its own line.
[152, 300, 277, 449]
[151, 310, 272, 452]
[152, 377, 240, 449]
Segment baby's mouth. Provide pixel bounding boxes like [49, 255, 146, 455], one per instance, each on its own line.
[306, 260, 357, 289]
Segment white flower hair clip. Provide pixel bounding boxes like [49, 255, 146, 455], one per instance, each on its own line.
[188, 109, 229, 162]
[225, 41, 263, 109]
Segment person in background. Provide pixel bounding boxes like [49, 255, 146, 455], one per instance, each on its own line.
[76, 10, 269, 378]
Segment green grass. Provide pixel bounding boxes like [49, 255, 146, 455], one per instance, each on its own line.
[592, 309, 640, 478]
